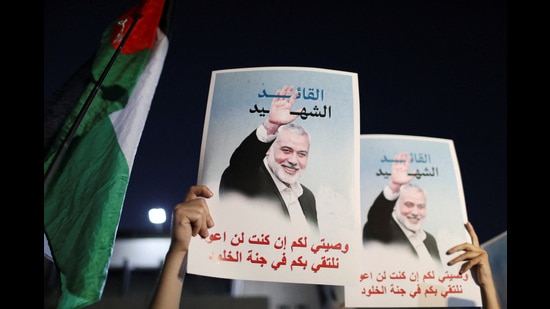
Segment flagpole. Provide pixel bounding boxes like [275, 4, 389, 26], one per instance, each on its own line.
[44, 13, 144, 192]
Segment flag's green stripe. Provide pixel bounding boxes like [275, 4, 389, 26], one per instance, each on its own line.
[45, 117, 128, 308]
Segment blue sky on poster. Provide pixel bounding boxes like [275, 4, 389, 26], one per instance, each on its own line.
[199, 67, 357, 194]
[360, 135, 469, 253]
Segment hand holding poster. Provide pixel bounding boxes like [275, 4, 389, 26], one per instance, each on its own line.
[345, 134, 483, 307]
[188, 67, 361, 285]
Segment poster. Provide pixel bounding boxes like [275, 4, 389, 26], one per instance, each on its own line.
[187, 67, 362, 285]
[344, 134, 483, 307]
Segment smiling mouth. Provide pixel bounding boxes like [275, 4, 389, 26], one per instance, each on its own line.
[283, 166, 299, 175]
[407, 217, 420, 223]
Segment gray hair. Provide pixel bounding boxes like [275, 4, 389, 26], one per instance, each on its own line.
[398, 183, 426, 200]
[277, 123, 311, 143]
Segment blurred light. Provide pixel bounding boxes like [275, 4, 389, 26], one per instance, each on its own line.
[148, 208, 166, 224]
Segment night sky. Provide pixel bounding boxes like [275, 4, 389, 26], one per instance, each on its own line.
[44, 0, 507, 244]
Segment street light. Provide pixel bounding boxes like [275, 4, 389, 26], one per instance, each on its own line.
[148, 208, 166, 232]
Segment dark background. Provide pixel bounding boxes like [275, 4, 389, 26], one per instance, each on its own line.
[44, 0, 507, 244]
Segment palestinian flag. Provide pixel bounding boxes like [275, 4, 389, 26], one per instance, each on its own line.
[44, 0, 171, 307]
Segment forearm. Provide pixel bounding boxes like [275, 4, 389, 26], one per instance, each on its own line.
[480, 280, 500, 309]
[149, 250, 187, 309]
[228, 129, 272, 168]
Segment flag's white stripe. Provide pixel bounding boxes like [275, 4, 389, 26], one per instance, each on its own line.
[44, 234, 53, 261]
[110, 28, 169, 169]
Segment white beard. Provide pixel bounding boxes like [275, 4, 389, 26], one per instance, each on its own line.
[267, 153, 303, 185]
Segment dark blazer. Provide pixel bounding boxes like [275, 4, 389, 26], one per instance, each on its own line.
[220, 130, 318, 230]
[362, 191, 441, 265]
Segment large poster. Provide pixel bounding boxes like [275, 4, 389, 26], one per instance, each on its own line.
[187, 67, 361, 285]
[345, 134, 483, 307]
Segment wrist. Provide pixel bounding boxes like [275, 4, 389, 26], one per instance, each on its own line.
[388, 181, 401, 193]
[263, 120, 279, 135]
[383, 185, 400, 200]
[166, 245, 188, 258]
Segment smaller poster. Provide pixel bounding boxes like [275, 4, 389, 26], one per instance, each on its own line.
[345, 134, 483, 307]
[187, 67, 362, 286]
